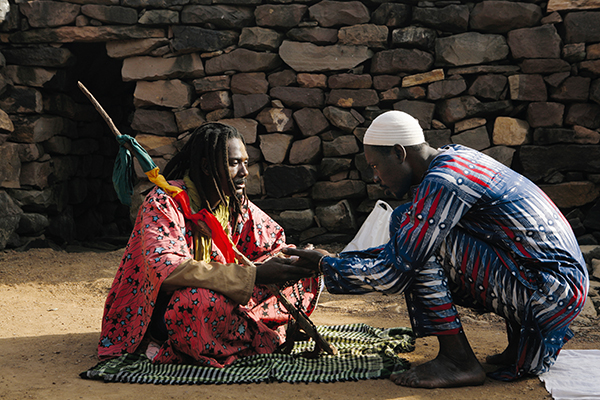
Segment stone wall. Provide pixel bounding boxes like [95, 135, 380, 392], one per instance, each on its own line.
[0, 0, 600, 250]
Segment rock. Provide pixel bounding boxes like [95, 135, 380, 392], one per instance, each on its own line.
[171, 26, 238, 54]
[327, 74, 373, 89]
[252, 197, 313, 212]
[0, 191, 22, 250]
[435, 32, 509, 67]
[180, 5, 254, 29]
[425, 129, 452, 149]
[289, 136, 322, 165]
[20, 160, 53, 189]
[8, 25, 164, 44]
[393, 100, 435, 129]
[293, 108, 329, 137]
[508, 74, 547, 101]
[239, 27, 284, 52]
[534, 127, 597, 145]
[199, 90, 231, 112]
[256, 108, 294, 133]
[297, 73, 327, 89]
[205, 48, 281, 75]
[231, 73, 268, 94]
[108, 38, 170, 59]
[493, 117, 531, 146]
[573, 125, 600, 144]
[122, 53, 205, 81]
[268, 70, 296, 88]
[133, 79, 193, 108]
[540, 181, 600, 208]
[469, 1, 542, 33]
[520, 59, 571, 74]
[2, 66, 60, 88]
[0, 86, 42, 114]
[270, 86, 324, 109]
[16, 212, 49, 235]
[579, 60, 600, 76]
[403, 69, 444, 88]
[507, 24, 562, 59]
[0, 143, 20, 188]
[218, 118, 258, 145]
[315, 200, 356, 232]
[520, 145, 600, 182]
[427, 77, 466, 100]
[263, 164, 317, 198]
[254, 4, 307, 28]
[80, 5, 138, 25]
[391, 26, 437, 51]
[43, 136, 71, 155]
[413, 4, 469, 33]
[135, 134, 176, 157]
[436, 96, 481, 125]
[323, 106, 360, 133]
[0, 109, 14, 133]
[175, 108, 205, 133]
[482, 146, 516, 167]
[550, 77, 591, 102]
[562, 43, 586, 63]
[371, 3, 410, 27]
[259, 133, 293, 164]
[232, 93, 269, 118]
[527, 102, 565, 128]
[9, 115, 63, 144]
[131, 109, 178, 136]
[319, 157, 352, 179]
[565, 103, 600, 130]
[467, 74, 507, 101]
[452, 126, 490, 150]
[323, 135, 359, 157]
[308, 1, 370, 28]
[19, 1, 80, 28]
[312, 180, 366, 201]
[326, 89, 379, 108]
[338, 24, 388, 49]
[275, 209, 315, 232]
[455, 118, 486, 133]
[279, 41, 372, 72]
[548, 0, 600, 12]
[371, 48, 434, 73]
[193, 75, 230, 94]
[564, 11, 600, 44]
[286, 27, 338, 45]
[138, 9, 179, 25]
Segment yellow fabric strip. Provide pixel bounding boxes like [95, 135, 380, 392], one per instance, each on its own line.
[145, 167, 183, 197]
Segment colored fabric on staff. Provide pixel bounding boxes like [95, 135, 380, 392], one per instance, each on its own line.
[83, 324, 415, 384]
[321, 144, 588, 381]
[112, 134, 158, 206]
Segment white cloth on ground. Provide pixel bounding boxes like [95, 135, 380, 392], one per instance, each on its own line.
[539, 349, 600, 400]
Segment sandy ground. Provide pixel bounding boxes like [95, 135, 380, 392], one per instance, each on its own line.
[1, 246, 599, 400]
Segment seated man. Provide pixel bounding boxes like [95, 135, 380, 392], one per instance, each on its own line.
[285, 111, 589, 387]
[98, 122, 318, 367]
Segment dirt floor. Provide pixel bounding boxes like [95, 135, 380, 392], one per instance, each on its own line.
[1, 245, 599, 400]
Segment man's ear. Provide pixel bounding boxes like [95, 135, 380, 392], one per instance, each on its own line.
[393, 144, 406, 163]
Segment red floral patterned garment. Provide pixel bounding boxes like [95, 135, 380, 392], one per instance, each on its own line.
[98, 182, 319, 367]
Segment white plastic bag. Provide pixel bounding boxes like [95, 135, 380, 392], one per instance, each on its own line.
[343, 200, 393, 252]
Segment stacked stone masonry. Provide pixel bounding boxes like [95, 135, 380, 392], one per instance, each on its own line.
[1, 0, 600, 262]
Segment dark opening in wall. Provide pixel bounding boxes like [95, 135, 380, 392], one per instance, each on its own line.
[48, 42, 135, 245]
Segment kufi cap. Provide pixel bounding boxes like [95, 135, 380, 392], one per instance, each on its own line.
[363, 111, 425, 146]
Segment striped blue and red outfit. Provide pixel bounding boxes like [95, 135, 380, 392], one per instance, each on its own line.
[321, 144, 588, 381]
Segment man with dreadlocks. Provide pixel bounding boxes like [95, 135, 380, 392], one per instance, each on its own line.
[98, 122, 320, 367]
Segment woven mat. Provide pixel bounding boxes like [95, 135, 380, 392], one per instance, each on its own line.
[81, 323, 415, 385]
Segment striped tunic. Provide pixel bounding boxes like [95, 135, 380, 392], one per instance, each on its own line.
[321, 144, 588, 380]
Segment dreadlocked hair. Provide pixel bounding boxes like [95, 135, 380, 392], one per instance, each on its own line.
[163, 122, 247, 216]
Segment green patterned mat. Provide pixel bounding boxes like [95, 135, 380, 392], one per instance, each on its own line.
[81, 323, 415, 385]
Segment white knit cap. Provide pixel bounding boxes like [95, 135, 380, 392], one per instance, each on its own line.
[363, 111, 425, 146]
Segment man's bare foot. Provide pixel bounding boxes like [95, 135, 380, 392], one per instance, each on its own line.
[486, 343, 518, 365]
[390, 353, 486, 388]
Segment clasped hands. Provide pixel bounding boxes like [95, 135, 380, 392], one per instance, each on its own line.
[254, 248, 332, 285]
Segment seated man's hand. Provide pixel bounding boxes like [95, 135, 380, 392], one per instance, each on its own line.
[255, 257, 315, 285]
[282, 248, 333, 271]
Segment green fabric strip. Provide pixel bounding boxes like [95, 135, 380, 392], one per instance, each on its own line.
[81, 324, 415, 385]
